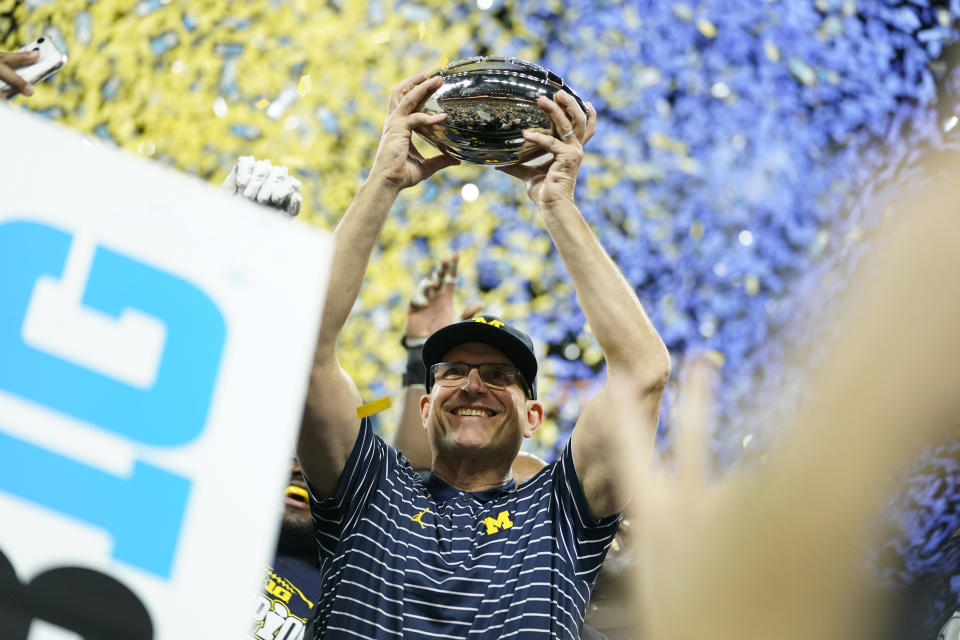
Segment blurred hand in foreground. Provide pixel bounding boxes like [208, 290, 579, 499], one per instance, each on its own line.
[612, 158, 960, 640]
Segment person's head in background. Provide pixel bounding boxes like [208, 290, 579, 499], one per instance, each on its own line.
[277, 458, 315, 560]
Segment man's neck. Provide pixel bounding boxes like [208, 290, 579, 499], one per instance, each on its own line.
[430, 456, 513, 493]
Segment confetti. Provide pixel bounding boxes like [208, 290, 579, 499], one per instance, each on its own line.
[297, 73, 311, 97]
[357, 396, 392, 419]
[4, 4, 960, 615]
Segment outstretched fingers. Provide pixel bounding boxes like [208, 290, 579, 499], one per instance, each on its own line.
[521, 128, 569, 157]
[0, 50, 39, 67]
[405, 110, 447, 130]
[672, 357, 718, 492]
[384, 76, 446, 144]
[233, 155, 255, 192]
[375, 72, 459, 189]
[439, 255, 459, 292]
[538, 95, 573, 140]
[554, 90, 588, 141]
[389, 72, 428, 111]
[460, 302, 484, 320]
[0, 51, 38, 97]
[412, 254, 458, 308]
[520, 93, 588, 161]
[395, 74, 443, 117]
[242, 158, 272, 199]
[583, 102, 597, 145]
[420, 151, 460, 179]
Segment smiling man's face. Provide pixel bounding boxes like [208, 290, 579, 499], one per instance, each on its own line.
[420, 342, 542, 463]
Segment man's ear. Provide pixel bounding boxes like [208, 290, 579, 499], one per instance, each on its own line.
[419, 394, 432, 430]
[523, 400, 545, 438]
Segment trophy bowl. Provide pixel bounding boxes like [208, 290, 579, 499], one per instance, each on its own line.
[414, 56, 587, 166]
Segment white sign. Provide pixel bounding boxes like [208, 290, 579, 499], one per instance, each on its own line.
[0, 107, 331, 638]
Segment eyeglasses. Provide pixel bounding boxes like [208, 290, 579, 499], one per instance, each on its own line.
[430, 362, 530, 396]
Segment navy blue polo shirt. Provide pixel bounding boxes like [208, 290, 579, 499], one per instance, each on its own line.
[307, 418, 621, 639]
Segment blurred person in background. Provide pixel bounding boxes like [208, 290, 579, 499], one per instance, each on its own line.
[251, 458, 321, 640]
[297, 71, 670, 638]
[0, 47, 39, 99]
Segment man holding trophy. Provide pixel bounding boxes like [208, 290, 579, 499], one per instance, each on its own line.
[297, 61, 671, 638]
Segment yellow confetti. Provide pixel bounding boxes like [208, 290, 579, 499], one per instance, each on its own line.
[763, 40, 781, 62]
[678, 157, 700, 174]
[4, 0, 557, 458]
[536, 421, 558, 450]
[696, 18, 717, 39]
[647, 131, 688, 154]
[582, 345, 603, 367]
[256, 98, 270, 110]
[704, 350, 726, 367]
[690, 221, 704, 240]
[357, 396, 392, 419]
[298, 74, 312, 97]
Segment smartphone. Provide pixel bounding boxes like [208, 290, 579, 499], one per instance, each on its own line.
[0, 35, 68, 99]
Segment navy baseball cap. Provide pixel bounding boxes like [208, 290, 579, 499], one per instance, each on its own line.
[422, 315, 538, 399]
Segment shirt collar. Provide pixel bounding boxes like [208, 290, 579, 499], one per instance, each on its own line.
[423, 473, 513, 503]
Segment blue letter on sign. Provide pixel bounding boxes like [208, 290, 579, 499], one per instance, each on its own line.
[0, 220, 227, 578]
[0, 431, 190, 579]
[0, 220, 226, 446]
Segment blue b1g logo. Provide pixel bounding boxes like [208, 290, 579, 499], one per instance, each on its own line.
[0, 220, 226, 579]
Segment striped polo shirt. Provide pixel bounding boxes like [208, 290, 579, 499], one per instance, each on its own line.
[308, 418, 621, 639]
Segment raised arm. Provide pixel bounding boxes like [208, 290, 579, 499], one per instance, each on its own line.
[500, 92, 671, 518]
[297, 73, 458, 497]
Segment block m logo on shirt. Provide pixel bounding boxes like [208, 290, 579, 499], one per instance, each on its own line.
[483, 510, 513, 535]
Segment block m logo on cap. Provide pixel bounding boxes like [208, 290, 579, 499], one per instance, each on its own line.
[471, 316, 505, 328]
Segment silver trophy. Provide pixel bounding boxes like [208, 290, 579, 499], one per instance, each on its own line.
[415, 57, 588, 166]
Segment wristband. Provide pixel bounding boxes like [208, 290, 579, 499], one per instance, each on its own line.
[402, 339, 427, 386]
[401, 335, 427, 348]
